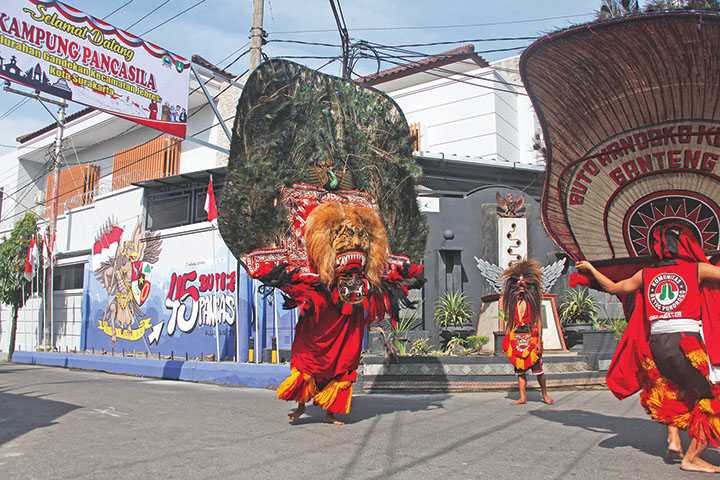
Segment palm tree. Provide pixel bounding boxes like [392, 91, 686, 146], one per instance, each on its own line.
[645, 0, 719, 10]
[598, 0, 640, 19]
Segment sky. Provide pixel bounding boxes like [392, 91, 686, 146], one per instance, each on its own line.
[0, 0, 607, 149]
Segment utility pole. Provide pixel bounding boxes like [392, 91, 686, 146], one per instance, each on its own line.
[249, 0, 265, 70]
[2, 84, 66, 352]
[45, 101, 65, 351]
[329, 0, 350, 79]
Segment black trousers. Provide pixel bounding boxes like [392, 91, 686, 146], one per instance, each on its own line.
[649, 332, 712, 403]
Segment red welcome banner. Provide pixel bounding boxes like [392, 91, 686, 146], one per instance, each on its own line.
[0, 0, 190, 137]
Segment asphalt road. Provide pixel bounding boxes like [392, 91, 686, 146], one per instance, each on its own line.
[1, 363, 718, 480]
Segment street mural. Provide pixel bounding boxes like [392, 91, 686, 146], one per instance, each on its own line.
[83, 218, 243, 359]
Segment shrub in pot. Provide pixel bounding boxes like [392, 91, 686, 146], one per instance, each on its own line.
[559, 287, 598, 348]
[434, 291, 474, 346]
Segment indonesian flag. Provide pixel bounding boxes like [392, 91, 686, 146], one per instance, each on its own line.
[22, 236, 38, 281]
[92, 225, 124, 270]
[42, 230, 55, 265]
[204, 176, 218, 226]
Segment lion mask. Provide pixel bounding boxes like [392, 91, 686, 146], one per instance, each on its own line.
[304, 202, 389, 301]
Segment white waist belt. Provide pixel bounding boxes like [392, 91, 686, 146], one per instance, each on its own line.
[650, 319, 701, 335]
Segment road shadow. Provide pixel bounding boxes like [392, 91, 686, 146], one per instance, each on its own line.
[0, 387, 81, 447]
[288, 392, 450, 426]
[530, 408, 720, 464]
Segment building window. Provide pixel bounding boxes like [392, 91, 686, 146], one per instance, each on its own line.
[112, 136, 180, 191]
[45, 164, 99, 217]
[53, 263, 85, 291]
[145, 181, 223, 231]
[439, 249, 464, 294]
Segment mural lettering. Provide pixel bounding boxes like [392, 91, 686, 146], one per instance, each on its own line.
[164, 270, 237, 336]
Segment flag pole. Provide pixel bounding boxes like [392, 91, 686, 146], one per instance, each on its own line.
[205, 175, 221, 362]
[212, 218, 220, 362]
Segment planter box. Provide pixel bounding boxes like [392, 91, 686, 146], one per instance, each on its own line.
[582, 330, 618, 354]
[563, 323, 594, 349]
[493, 331, 506, 356]
[367, 330, 431, 355]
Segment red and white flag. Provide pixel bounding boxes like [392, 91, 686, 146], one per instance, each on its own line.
[22, 236, 38, 281]
[204, 176, 218, 226]
[92, 224, 124, 270]
[42, 230, 54, 266]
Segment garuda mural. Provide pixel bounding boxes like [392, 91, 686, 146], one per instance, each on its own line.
[93, 220, 162, 343]
[218, 59, 427, 424]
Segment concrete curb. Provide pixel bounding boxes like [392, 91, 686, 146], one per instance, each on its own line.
[11, 352, 290, 389]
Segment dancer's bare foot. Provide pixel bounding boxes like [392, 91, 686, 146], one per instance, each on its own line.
[324, 413, 344, 425]
[287, 403, 306, 423]
[542, 394, 555, 405]
[513, 398, 527, 405]
[680, 457, 720, 473]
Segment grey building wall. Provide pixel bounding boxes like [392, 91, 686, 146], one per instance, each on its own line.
[416, 156, 622, 342]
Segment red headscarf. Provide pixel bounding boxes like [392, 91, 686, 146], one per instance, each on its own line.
[650, 223, 707, 263]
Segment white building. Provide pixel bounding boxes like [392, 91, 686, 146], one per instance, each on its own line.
[0, 46, 549, 356]
[0, 55, 242, 355]
[360, 45, 544, 166]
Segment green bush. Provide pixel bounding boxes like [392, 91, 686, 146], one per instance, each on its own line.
[384, 314, 419, 356]
[559, 287, 598, 325]
[434, 291, 474, 329]
[409, 338, 433, 356]
[593, 318, 628, 339]
[466, 335, 489, 353]
[444, 336, 467, 355]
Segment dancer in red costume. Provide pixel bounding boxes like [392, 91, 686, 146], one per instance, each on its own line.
[501, 260, 554, 405]
[576, 224, 720, 473]
[257, 202, 423, 425]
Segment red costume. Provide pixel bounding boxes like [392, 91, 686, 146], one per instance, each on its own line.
[245, 187, 423, 415]
[503, 304, 542, 374]
[577, 225, 720, 446]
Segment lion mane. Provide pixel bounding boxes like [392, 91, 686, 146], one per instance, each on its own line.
[305, 202, 389, 289]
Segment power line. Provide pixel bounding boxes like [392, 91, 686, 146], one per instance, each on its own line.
[104, 0, 135, 20]
[369, 54, 526, 95]
[366, 43, 528, 89]
[0, 97, 31, 121]
[0, 62, 247, 224]
[269, 12, 594, 34]
[377, 36, 538, 48]
[127, 0, 172, 30]
[215, 42, 251, 66]
[140, 0, 207, 36]
[268, 36, 538, 49]
[0, 111, 234, 225]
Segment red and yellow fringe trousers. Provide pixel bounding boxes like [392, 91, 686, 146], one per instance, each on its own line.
[640, 333, 720, 446]
[276, 369, 356, 415]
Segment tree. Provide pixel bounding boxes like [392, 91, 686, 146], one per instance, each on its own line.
[645, 0, 720, 11]
[0, 213, 38, 360]
[598, 0, 640, 19]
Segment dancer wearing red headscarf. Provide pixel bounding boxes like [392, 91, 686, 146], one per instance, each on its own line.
[576, 224, 720, 473]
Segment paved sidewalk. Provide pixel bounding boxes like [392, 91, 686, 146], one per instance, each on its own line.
[0, 364, 715, 479]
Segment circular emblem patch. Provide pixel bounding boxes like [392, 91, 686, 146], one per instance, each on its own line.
[648, 273, 687, 312]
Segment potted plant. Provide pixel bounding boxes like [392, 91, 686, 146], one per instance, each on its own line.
[408, 337, 433, 356]
[559, 287, 598, 348]
[465, 335, 490, 355]
[384, 314, 419, 357]
[434, 291, 475, 346]
[583, 317, 626, 353]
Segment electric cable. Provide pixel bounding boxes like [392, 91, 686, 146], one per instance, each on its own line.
[140, 0, 207, 36]
[126, 0, 172, 30]
[269, 12, 593, 34]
